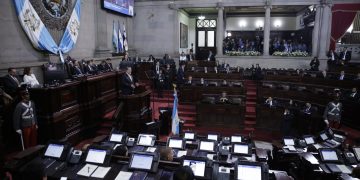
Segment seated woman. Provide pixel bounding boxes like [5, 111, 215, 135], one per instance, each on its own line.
[23, 67, 40, 88]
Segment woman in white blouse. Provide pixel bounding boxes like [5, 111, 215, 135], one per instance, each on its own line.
[23, 67, 40, 87]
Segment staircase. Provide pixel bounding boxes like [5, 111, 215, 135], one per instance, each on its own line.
[96, 109, 116, 135]
[244, 80, 257, 133]
[151, 90, 197, 131]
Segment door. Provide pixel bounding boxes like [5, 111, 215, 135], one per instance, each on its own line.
[196, 19, 217, 60]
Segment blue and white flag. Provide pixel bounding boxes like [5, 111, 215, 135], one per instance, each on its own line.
[112, 20, 118, 53]
[59, 0, 81, 54]
[14, 0, 81, 63]
[171, 89, 180, 135]
[14, 0, 58, 53]
[123, 22, 128, 52]
[118, 21, 124, 53]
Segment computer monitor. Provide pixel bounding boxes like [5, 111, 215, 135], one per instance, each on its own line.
[184, 132, 195, 140]
[303, 135, 315, 145]
[44, 143, 65, 159]
[231, 135, 242, 143]
[137, 134, 156, 147]
[85, 148, 107, 165]
[199, 140, 216, 152]
[183, 159, 206, 177]
[167, 137, 185, 149]
[109, 132, 127, 144]
[353, 147, 360, 162]
[232, 143, 251, 156]
[129, 153, 155, 171]
[319, 148, 340, 163]
[283, 137, 295, 146]
[235, 161, 265, 180]
[319, 131, 329, 141]
[207, 134, 219, 141]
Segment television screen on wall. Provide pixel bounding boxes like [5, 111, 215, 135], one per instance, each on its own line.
[103, 0, 134, 16]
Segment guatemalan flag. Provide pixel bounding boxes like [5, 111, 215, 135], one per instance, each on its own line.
[118, 21, 124, 53]
[123, 23, 128, 52]
[112, 20, 118, 53]
[14, 0, 58, 54]
[59, 0, 81, 55]
[14, 0, 81, 63]
[171, 89, 180, 135]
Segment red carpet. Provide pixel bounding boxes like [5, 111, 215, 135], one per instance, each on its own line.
[244, 80, 257, 132]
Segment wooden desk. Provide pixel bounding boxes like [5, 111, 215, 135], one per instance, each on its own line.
[196, 102, 245, 129]
[29, 71, 123, 144]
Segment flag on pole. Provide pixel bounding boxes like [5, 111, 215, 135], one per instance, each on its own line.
[112, 20, 118, 53]
[171, 87, 180, 135]
[118, 21, 123, 53]
[123, 22, 128, 52]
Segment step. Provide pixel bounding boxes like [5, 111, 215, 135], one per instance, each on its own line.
[246, 96, 257, 101]
[151, 97, 174, 103]
[179, 111, 197, 117]
[178, 105, 196, 111]
[102, 109, 116, 120]
[180, 116, 196, 122]
[244, 127, 255, 131]
[245, 114, 256, 119]
[246, 107, 256, 113]
[245, 101, 256, 106]
[246, 87, 257, 90]
[246, 91, 257, 96]
[96, 128, 111, 135]
[183, 123, 196, 127]
[244, 121, 257, 125]
[100, 121, 113, 128]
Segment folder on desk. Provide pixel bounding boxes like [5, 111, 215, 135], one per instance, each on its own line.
[115, 171, 133, 180]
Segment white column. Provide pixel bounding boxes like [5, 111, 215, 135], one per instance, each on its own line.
[318, 2, 332, 59]
[216, 3, 224, 56]
[263, 5, 271, 56]
[312, 5, 321, 57]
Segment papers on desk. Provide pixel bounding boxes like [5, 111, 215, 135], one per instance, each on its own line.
[177, 150, 187, 158]
[76, 164, 111, 178]
[313, 144, 323, 149]
[284, 146, 296, 151]
[337, 165, 352, 174]
[115, 171, 133, 180]
[207, 153, 216, 160]
[186, 141, 193, 144]
[146, 147, 156, 153]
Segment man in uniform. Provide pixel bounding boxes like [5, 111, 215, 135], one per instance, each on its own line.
[324, 90, 342, 129]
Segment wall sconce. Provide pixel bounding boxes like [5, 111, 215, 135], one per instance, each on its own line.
[239, 20, 247, 28]
[227, 32, 232, 37]
[198, 15, 205, 20]
[274, 20, 282, 28]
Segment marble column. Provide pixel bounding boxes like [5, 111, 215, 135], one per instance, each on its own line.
[263, 5, 271, 56]
[216, 3, 224, 56]
[94, 0, 111, 57]
[312, 5, 322, 57]
[318, 2, 332, 59]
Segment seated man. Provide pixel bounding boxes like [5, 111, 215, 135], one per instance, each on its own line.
[218, 92, 229, 103]
[121, 67, 139, 95]
[347, 87, 359, 101]
[221, 79, 228, 87]
[338, 71, 346, 80]
[198, 78, 205, 86]
[113, 144, 128, 157]
[185, 76, 193, 86]
[264, 97, 276, 108]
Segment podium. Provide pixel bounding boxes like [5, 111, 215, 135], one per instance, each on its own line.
[118, 86, 153, 136]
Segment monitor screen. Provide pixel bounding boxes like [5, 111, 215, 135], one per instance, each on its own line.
[137, 135, 154, 146]
[130, 154, 154, 170]
[86, 149, 107, 164]
[234, 144, 249, 154]
[103, 0, 134, 16]
[183, 160, 206, 177]
[207, 134, 218, 141]
[109, 133, 124, 143]
[304, 137, 315, 145]
[353, 147, 360, 161]
[199, 141, 215, 152]
[237, 164, 262, 180]
[168, 139, 183, 149]
[184, 132, 195, 140]
[320, 133, 328, 141]
[231, 136, 242, 143]
[321, 149, 339, 161]
[284, 138, 295, 146]
[44, 144, 64, 158]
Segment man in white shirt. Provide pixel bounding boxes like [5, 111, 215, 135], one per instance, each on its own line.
[179, 51, 187, 62]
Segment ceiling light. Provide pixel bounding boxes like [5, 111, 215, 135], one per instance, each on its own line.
[255, 20, 264, 28]
[198, 15, 205, 20]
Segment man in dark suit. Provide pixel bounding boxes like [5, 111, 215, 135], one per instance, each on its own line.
[185, 76, 193, 86]
[164, 64, 174, 90]
[340, 48, 351, 62]
[122, 53, 131, 61]
[121, 67, 139, 95]
[347, 88, 359, 101]
[3, 68, 20, 98]
[105, 58, 113, 70]
[186, 50, 195, 61]
[207, 50, 215, 61]
[155, 70, 165, 98]
[338, 71, 346, 80]
[177, 64, 185, 85]
[301, 102, 315, 134]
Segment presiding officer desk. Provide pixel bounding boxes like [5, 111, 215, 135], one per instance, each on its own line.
[6, 131, 298, 180]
